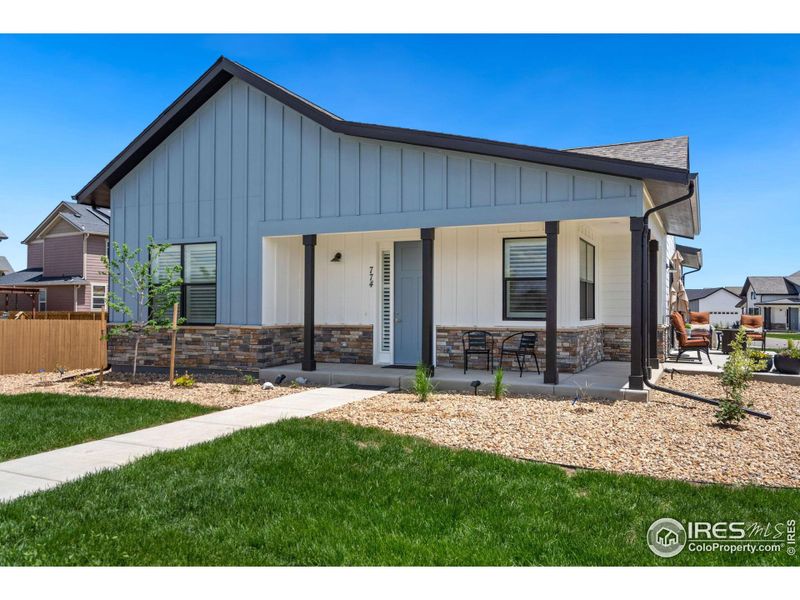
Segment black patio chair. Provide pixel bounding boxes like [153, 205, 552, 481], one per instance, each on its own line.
[462, 330, 494, 374]
[499, 332, 540, 377]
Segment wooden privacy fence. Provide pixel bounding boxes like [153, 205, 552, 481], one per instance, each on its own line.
[0, 319, 107, 375]
[2, 311, 106, 321]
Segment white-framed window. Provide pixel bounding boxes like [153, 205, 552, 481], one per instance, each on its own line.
[91, 284, 107, 310]
[38, 288, 47, 312]
[579, 239, 595, 320]
[503, 237, 547, 320]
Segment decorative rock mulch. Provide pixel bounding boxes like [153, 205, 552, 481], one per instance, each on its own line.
[0, 370, 303, 409]
[318, 372, 800, 488]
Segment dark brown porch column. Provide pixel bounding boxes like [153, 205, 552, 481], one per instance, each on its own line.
[544, 221, 559, 385]
[629, 217, 645, 390]
[421, 227, 435, 375]
[302, 234, 317, 371]
[648, 238, 660, 370]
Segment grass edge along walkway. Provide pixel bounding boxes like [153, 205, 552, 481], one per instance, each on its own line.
[0, 392, 215, 462]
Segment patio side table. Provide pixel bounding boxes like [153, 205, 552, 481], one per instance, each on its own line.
[719, 328, 740, 354]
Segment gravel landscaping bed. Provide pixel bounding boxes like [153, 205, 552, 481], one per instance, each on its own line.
[318, 373, 800, 488]
[0, 370, 301, 408]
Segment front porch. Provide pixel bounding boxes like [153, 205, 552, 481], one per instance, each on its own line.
[260, 360, 649, 400]
[262, 217, 652, 388]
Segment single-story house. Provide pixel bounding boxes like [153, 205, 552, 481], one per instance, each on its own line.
[686, 286, 742, 327]
[0, 202, 110, 312]
[739, 272, 800, 331]
[73, 57, 701, 389]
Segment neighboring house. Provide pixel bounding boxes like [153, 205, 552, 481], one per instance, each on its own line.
[0, 229, 13, 276]
[686, 287, 742, 327]
[738, 272, 800, 331]
[0, 202, 110, 312]
[73, 57, 701, 390]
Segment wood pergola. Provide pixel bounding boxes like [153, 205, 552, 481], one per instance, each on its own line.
[0, 286, 40, 319]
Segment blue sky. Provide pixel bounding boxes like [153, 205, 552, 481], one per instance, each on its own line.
[0, 34, 798, 287]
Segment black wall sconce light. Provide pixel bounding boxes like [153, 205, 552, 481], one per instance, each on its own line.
[331, 252, 342, 262]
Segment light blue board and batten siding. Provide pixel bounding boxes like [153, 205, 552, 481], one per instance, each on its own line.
[110, 78, 643, 326]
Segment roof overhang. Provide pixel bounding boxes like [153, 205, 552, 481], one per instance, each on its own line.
[75, 56, 695, 209]
[646, 173, 700, 238]
[676, 243, 702, 270]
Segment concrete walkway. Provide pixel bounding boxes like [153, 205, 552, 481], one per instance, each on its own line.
[0, 386, 385, 504]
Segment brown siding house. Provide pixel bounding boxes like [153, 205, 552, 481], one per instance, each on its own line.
[0, 201, 110, 313]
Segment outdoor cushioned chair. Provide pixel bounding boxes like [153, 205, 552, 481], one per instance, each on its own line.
[740, 314, 767, 350]
[499, 332, 540, 377]
[462, 330, 495, 374]
[670, 311, 711, 363]
[689, 311, 713, 343]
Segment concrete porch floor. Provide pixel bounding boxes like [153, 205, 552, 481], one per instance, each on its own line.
[260, 360, 649, 400]
[657, 347, 800, 384]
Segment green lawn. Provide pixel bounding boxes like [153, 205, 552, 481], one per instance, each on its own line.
[0, 418, 796, 566]
[0, 392, 215, 462]
[767, 332, 800, 340]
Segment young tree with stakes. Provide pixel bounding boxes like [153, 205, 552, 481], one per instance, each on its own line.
[102, 237, 184, 382]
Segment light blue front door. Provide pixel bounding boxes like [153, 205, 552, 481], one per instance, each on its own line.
[394, 241, 422, 365]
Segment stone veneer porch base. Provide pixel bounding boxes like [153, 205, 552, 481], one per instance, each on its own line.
[107, 325, 373, 373]
[436, 325, 627, 374]
[108, 323, 638, 374]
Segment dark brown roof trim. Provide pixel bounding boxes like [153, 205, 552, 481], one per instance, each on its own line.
[75, 56, 691, 207]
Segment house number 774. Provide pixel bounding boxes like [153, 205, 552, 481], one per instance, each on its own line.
[369, 266, 374, 287]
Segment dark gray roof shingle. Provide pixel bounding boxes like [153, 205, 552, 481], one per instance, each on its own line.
[756, 296, 800, 306]
[747, 276, 797, 295]
[59, 203, 110, 235]
[0, 268, 86, 286]
[685, 287, 742, 302]
[565, 136, 689, 170]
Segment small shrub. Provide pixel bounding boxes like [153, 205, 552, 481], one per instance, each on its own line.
[717, 328, 760, 426]
[748, 349, 772, 372]
[493, 368, 507, 400]
[174, 372, 196, 388]
[78, 374, 98, 386]
[229, 385, 242, 394]
[413, 364, 435, 402]
[778, 338, 800, 359]
[243, 374, 258, 386]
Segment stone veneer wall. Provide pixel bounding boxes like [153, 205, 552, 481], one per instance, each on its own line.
[436, 325, 609, 374]
[602, 325, 631, 362]
[108, 324, 373, 372]
[315, 325, 373, 364]
[109, 323, 638, 375]
[656, 325, 668, 362]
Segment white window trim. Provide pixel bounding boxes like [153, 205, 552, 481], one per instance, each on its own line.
[38, 288, 47, 312]
[91, 283, 107, 311]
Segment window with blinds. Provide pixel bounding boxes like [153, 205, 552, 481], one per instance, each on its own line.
[580, 239, 595, 320]
[503, 237, 547, 320]
[152, 242, 217, 324]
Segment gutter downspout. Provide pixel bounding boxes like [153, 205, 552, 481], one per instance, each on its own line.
[638, 182, 771, 420]
[681, 264, 701, 283]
